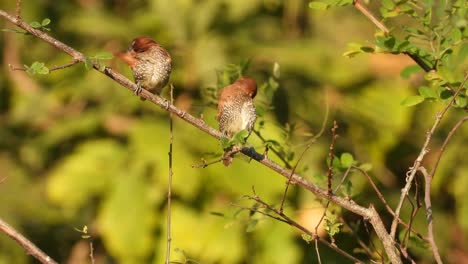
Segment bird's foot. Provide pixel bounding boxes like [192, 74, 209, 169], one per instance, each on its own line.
[134, 83, 143, 96]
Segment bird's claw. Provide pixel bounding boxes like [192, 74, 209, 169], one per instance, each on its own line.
[134, 83, 142, 96]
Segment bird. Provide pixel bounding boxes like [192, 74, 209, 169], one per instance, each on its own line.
[115, 36, 172, 100]
[217, 77, 257, 166]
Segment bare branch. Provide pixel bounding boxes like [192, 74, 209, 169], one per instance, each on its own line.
[243, 194, 365, 264]
[0, 217, 58, 264]
[15, 0, 21, 20]
[352, 166, 428, 243]
[390, 73, 468, 239]
[9, 60, 80, 73]
[279, 142, 312, 213]
[419, 167, 443, 264]
[166, 84, 175, 264]
[326, 121, 338, 195]
[429, 116, 468, 180]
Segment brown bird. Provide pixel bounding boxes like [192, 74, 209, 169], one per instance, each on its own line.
[116, 36, 172, 99]
[217, 77, 257, 166]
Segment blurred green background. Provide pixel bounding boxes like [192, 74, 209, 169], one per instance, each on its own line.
[0, 0, 467, 263]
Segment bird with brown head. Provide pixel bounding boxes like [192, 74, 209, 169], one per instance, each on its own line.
[116, 36, 172, 100]
[217, 77, 258, 166]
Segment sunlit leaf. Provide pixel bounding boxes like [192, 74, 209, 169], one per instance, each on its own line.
[401, 95, 424, 106]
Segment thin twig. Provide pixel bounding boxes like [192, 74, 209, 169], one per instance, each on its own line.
[429, 116, 468, 180]
[390, 73, 468, 239]
[0, 217, 58, 264]
[419, 167, 443, 264]
[191, 157, 223, 168]
[253, 130, 292, 169]
[243, 194, 364, 264]
[49, 60, 81, 71]
[15, 0, 21, 20]
[352, 166, 428, 242]
[340, 218, 376, 259]
[0, 9, 402, 263]
[89, 240, 95, 264]
[353, 0, 389, 34]
[279, 143, 311, 213]
[9, 60, 82, 73]
[166, 84, 175, 264]
[326, 121, 338, 195]
[315, 238, 322, 264]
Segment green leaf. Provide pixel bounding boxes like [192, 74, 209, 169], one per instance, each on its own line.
[455, 95, 467, 108]
[418, 86, 438, 99]
[324, 213, 343, 237]
[451, 28, 462, 43]
[359, 163, 373, 171]
[381, 0, 395, 9]
[25, 62, 49, 75]
[232, 129, 250, 145]
[340, 152, 355, 168]
[440, 90, 453, 100]
[41, 18, 51, 26]
[308, 2, 329, 10]
[384, 36, 396, 50]
[30, 21, 42, 28]
[94, 52, 114, 60]
[401, 95, 424, 107]
[220, 137, 232, 150]
[301, 234, 313, 243]
[400, 65, 421, 79]
[360, 46, 375, 53]
[84, 57, 93, 70]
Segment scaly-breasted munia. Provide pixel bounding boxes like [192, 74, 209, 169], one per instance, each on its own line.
[217, 77, 257, 166]
[116, 36, 172, 99]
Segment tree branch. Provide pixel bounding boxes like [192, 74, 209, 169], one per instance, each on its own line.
[390, 73, 468, 239]
[0, 217, 58, 264]
[418, 167, 443, 264]
[0, 8, 402, 264]
[352, 0, 433, 72]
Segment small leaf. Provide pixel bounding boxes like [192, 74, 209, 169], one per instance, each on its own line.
[324, 213, 343, 237]
[233, 129, 250, 143]
[309, 2, 329, 10]
[418, 86, 438, 99]
[41, 18, 51, 26]
[301, 234, 313, 243]
[220, 137, 232, 150]
[440, 90, 453, 100]
[84, 58, 93, 70]
[400, 65, 421, 79]
[360, 46, 375, 53]
[359, 163, 373, 171]
[381, 0, 395, 9]
[401, 95, 424, 107]
[340, 153, 355, 168]
[30, 21, 42, 28]
[455, 96, 467, 108]
[384, 36, 396, 50]
[451, 28, 462, 43]
[94, 52, 114, 60]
